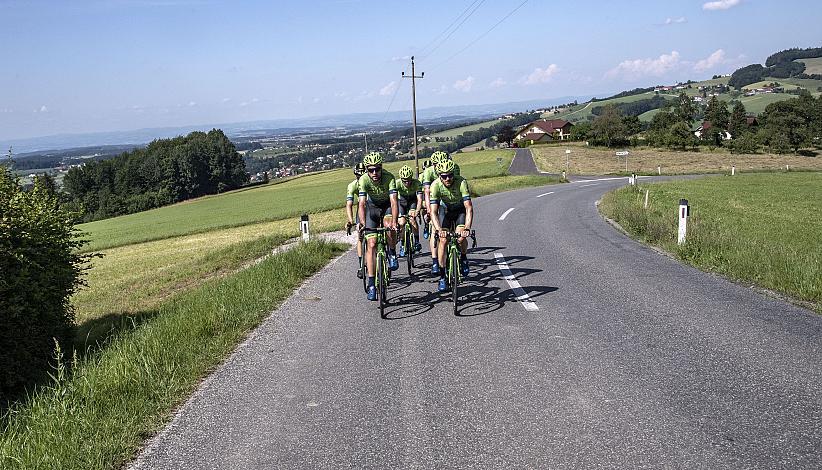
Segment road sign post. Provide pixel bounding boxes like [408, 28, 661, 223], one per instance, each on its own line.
[677, 200, 689, 245]
[616, 150, 630, 173]
[300, 214, 310, 242]
[565, 149, 571, 173]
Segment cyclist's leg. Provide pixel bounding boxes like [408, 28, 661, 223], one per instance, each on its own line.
[436, 207, 454, 274]
[396, 197, 408, 255]
[364, 200, 382, 291]
[408, 205, 420, 250]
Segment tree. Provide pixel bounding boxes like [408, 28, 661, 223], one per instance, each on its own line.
[570, 121, 592, 141]
[496, 125, 515, 147]
[667, 121, 696, 150]
[591, 105, 627, 147]
[728, 101, 748, 139]
[621, 115, 643, 138]
[1, 166, 91, 401]
[703, 96, 730, 146]
[675, 92, 695, 125]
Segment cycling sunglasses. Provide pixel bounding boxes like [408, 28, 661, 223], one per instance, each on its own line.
[439, 173, 454, 180]
[367, 166, 382, 174]
[401, 178, 413, 184]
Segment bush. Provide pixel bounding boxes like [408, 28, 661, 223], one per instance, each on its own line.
[0, 167, 90, 402]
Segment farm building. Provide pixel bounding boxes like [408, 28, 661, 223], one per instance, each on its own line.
[514, 119, 574, 143]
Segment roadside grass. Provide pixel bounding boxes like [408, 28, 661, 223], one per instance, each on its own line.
[0, 241, 345, 470]
[471, 174, 560, 197]
[531, 143, 822, 175]
[599, 173, 822, 312]
[77, 150, 515, 252]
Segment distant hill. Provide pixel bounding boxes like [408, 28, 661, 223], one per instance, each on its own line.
[729, 46, 822, 88]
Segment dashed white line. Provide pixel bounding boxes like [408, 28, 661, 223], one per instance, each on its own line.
[494, 253, 539, 312]
[536, 191, 554, 198]
[579, 183, 598, 188]
[499, 208, 516, 221]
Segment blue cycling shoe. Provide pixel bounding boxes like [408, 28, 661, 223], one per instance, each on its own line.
[423, 225, 429, 239]
[431, 261, 439, 275]
[367, 286, 377, 301]
[438, 278, 449, 292]
[461, 258, 469, 276]
[398, 244, 406, 257]
[414, 242, 422, 253]
[389, 255, 399, 271]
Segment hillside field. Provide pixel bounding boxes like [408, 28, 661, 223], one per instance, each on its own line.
[797, 57, 822, 75]
[531, 143, 822, 175]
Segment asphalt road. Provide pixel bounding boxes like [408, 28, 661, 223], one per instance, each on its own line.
[132, 177, 822, 469]
[508, 148, 539, 175]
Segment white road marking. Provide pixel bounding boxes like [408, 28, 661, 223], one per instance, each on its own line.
[499, 208, 516, 221]
[570, 177, 627, 183]
[579, 183, 598, 188]
[494, 253, 539, 312]
[536, 191, 554, 198]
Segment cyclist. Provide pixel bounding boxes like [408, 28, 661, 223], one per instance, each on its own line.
[394, 164, 424, 257]
[346, 162, 366, 278]
[422, 151, 461, 274]
[429, 159, 473, 292]
[358, 152, 399, 301]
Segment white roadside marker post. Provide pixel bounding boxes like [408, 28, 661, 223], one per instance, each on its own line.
[658, 166, 661, 175]
[631, 173, 637, 187]
[300, 214, 310, 242]
[644, 189, 649, 209]
[678, 199, 689, 245]
[562, 170, 566, 181]
[731, 165, 735, 176]
[786, 164, 790, 171]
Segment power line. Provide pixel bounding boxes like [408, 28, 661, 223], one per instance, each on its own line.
[429, 0, 529, 72]
[416, 0, 482, 57]
[417, 0, 486, 61]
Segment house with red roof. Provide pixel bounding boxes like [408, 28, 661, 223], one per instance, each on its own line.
[514, 119, 573, 144]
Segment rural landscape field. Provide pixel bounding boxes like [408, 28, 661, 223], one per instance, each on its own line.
[2, 1, 822, 469]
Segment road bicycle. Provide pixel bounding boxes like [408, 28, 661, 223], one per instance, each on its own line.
[435, 227, 477, 315]
[347, 222, 369, 294]
[399, 209, 423, 276]
[361, 227, 393, 318]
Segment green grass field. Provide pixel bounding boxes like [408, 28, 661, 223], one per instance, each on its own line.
[77, 150, 516, 252]
[600, 173, 822, 312]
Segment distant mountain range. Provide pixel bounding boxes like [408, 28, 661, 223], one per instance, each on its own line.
[0, 96, 591, 155]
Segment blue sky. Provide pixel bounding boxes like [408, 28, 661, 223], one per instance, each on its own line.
[1, 0, 820, 140]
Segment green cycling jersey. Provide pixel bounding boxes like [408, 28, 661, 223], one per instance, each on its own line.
[346, 179, 359, 202]
[395, 177, 423, 198]
[429, 175, 470, 206]
[358, 170, 397, 205]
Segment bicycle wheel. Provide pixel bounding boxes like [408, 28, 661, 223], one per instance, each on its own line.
[450, 249, 460, 315]
[377, 252, 386, 317]
[405, 227, 413, 276]
[361, 238, 368, 293]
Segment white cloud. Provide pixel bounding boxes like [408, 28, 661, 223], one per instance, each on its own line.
[187, 101, 197, 107]
[490, 77, 506, 88]
[703, 0, 740, 10]
[391, 55, 411, 62]
[433, 84, 448, 95]
[297, 96, 303, 104]
[313, 97, 321, 103]
[453, 76, 475, 92]
[39, 105, 48, 113]
[221, 97, 231, 103]
[664, 17, 687, 24]
[694, 49, 726, 72]
[250, 97, 259, 103]
[379, 81, 398, 96]
[606, 51, 681, 80]
[522, 64, 559, 85]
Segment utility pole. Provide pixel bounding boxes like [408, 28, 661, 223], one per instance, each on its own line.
[364, 133, 368, 153]
[402, 56, 424, 177]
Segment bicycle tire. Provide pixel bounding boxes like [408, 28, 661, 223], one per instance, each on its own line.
[361, 238, 368, 293]
[405, 226, 413, 276]
[377, 252, 386, 317]
[450, 249, 459, 315]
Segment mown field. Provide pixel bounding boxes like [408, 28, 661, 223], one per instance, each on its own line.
[531, 143, 822, 175]
[599, 173, 822, 312]
[78, 150, 516, 252]
[797, 57, 822, 75]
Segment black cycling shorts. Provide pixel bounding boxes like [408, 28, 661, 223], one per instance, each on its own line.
[365, 199, 391, 229]
[397, 195, 418, 217]
[437, 202, 466, 230]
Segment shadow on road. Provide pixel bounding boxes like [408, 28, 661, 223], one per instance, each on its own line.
[378, 248, 558, 318]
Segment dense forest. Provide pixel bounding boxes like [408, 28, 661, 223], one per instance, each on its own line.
[63, 129, 247, 221]
[729, 46, 822, 89]
[591, 95, 671, 118]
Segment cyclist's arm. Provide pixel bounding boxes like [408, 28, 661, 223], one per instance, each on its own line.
[389, 193, 399, 227]
[430, 201, 441, 232]
[358, 194, 367, 228]
[463, 199, 473, 232]
[346, 200, 354, 225]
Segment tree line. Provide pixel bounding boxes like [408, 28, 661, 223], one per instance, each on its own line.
[729, 46, 822, 89]
[62, 129, 247, 222]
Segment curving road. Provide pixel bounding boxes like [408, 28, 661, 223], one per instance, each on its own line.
[132, 178, 822, 469]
